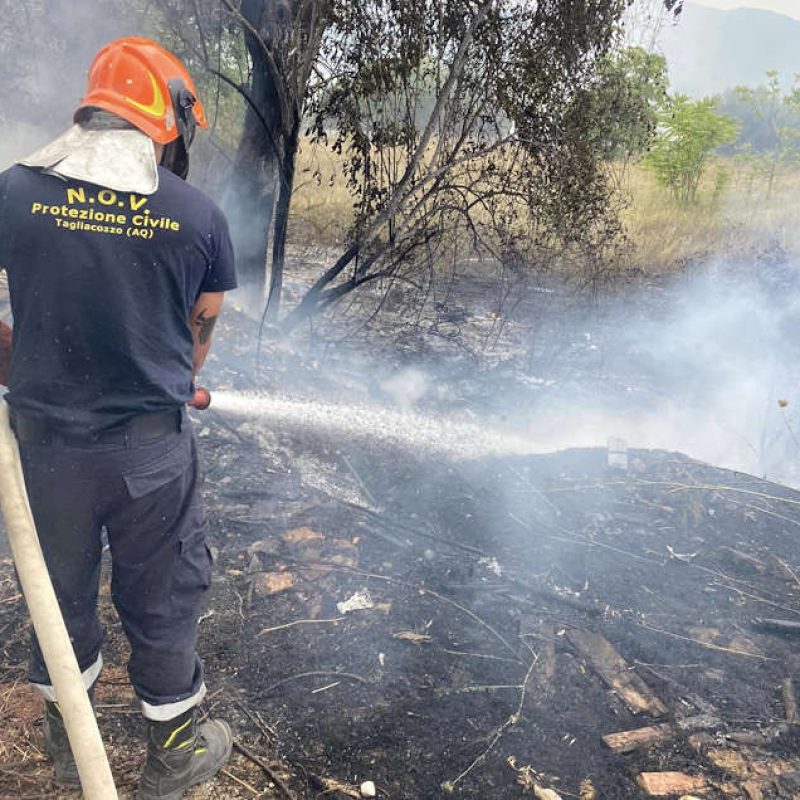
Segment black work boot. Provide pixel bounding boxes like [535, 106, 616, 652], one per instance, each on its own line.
[43, 701, 81, 787]
[137, 708, 233, 800]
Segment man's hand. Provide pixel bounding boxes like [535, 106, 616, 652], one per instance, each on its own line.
[187, 387, 211, 410]
[189, 292, 224, 378]
[0, 321, 11, 387]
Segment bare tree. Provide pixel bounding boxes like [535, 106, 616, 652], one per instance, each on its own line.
[144, 0, 686, 334]
[281, 0, 644, 331]
[151, 0, 327, 310]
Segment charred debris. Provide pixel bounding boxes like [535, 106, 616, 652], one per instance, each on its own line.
[3, 270, 800, 799]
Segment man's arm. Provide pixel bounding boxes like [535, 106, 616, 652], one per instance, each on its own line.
[188, 292, 225, 378]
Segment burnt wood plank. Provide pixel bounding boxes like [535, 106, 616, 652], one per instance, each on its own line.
[602, 723, 673, 753]
[567, 628, 668, 716]
[636, 771, 707, 796]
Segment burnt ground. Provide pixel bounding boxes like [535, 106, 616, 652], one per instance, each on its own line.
[3, 261, 800, 799]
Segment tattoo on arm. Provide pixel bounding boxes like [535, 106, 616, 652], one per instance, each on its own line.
[194, 309, 219, 345]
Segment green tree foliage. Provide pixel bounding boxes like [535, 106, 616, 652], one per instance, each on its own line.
[285, 0, 636, 326]
[578, 46, 669, 161]
[718, 72, 800, 198]
[644, 95, 739, 204]
[148, 0, 685, 325]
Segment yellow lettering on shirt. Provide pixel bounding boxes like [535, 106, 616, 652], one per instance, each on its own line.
[28, 187, 182, 239]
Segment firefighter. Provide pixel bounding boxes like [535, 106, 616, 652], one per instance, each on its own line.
[0, 38, 236, 798]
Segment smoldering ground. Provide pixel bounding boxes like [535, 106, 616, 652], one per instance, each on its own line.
[183, 256, 800, 799]
[213, 256, 800, 490]
[4, 254, 800, 798]
[3, 13, 800, 795]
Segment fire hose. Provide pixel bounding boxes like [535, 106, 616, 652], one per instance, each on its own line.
[0, 387, 211, 798]
[0, 403, 118, 798]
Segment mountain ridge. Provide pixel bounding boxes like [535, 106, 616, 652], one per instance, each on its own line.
[658, 2, 800, 96]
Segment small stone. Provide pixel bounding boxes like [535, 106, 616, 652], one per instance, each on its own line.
[337, 589, 374, 614]
[360, 780, 376, 797]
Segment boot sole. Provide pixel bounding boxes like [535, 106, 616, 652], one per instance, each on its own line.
[137, 720, 234, 800]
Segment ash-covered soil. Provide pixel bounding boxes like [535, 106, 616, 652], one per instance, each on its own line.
[3, 261, 800, 798]
[7, 418, 800, 799]
[188, 412, 800, 800]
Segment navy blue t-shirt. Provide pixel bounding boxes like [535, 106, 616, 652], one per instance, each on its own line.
[0, 164, 236, 432]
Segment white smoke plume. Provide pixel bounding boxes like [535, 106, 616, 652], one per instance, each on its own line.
[214, 259, 800, 488]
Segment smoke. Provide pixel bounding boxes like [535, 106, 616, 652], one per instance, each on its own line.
[0, 124, 50, 172]
[378, 367, 430, 410]
[0, 4, 797, 488]
[543, 259, 800, 487]
[542, 259, 800, 485]
[0, 1, 153, 169]
[214, 258, 800, 489]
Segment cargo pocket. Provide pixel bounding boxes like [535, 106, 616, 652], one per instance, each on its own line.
[171, 531, 213, 619]
[123, 435, 192, 499]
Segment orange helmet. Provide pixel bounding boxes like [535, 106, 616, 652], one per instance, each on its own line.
[76, 37, 207, 147]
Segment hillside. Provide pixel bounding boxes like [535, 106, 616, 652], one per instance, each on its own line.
[659, 2, 800, 95]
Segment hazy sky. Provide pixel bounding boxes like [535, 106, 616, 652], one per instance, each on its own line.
[692, 0, 800, 20]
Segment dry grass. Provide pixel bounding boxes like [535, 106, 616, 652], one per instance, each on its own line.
[289, 140, 800, 274]
[290, 140, 356, 246]
[622, 160, 800, 272]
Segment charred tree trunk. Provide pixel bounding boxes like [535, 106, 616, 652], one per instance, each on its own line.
[223, 0, 286, 303]
[264, 117, 300, 324]
[224, 101, 281, 304]
[222, 0, 325, 318]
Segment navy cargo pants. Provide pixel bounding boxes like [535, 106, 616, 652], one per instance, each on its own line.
[14, 409, 212, 721]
